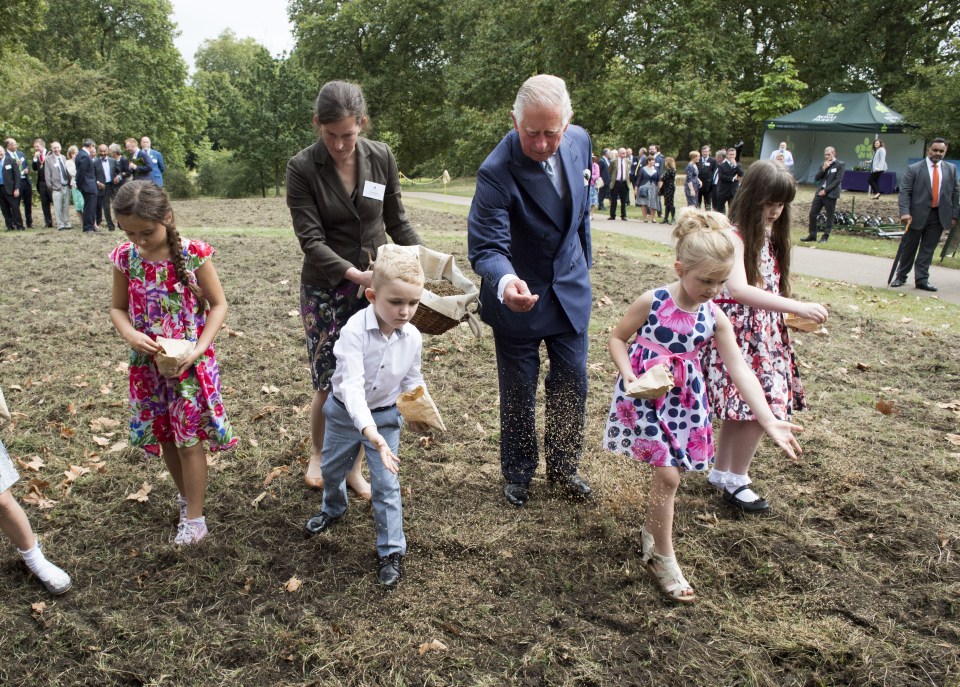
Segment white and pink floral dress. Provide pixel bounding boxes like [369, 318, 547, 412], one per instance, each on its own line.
[603, 288, 717, 472]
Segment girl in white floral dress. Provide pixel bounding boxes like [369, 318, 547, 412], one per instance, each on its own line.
[604, 208, 802, 603]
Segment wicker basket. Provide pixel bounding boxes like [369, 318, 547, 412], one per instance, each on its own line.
[411, 304, 461, 335]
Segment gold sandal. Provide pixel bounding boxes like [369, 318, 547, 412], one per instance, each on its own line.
[640, 528, 696, 603]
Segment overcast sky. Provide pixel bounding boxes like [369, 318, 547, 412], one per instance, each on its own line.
[169, 0, 296, 73]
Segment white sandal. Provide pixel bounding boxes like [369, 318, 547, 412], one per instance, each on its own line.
[640, 527, 696, 604]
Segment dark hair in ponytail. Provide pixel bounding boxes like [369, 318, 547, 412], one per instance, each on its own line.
[112, 180, 207, 311]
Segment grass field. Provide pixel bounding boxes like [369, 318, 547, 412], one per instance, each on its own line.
[1, 198, 959, 686]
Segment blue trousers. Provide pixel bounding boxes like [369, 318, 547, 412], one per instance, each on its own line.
[493, 328, 588, 484]
[320, 397, 406, 557]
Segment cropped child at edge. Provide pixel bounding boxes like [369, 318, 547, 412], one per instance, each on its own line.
[304, 245, 426, 588]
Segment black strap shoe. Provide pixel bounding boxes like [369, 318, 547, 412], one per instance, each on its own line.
[377, 553, 403, 588]
[723, 485, 769, 513]
[304, 512, 339, 535]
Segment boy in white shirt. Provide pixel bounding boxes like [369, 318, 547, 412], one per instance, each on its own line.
[304, 246, 425, 588]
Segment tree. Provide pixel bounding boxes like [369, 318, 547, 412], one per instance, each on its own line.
[736, 56, 808, 124]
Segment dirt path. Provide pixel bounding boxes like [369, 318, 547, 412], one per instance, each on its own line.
[405, 191, 960, 305]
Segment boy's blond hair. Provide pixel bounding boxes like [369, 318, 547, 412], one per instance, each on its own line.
[372, 245, 425, 290]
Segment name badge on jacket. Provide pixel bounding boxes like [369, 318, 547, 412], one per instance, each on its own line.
[362, 180, 385, 201]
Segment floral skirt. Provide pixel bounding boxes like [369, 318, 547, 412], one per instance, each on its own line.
[301, 280, 367, 391]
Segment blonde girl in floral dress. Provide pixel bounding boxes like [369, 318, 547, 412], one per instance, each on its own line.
[108, 181, 237, 546]
[604, 208, 802, 603]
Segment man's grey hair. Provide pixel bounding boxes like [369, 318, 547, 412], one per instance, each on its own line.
[512, 74, 572, 127]
[109, 143, 122, 154]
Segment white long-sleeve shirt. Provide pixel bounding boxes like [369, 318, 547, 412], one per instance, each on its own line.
[331, 305, 424, 432]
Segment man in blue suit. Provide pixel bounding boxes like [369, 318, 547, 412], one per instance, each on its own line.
[468, 74, 593, 507]
[892, 138, 959, 292]
[125, 138, 154, 181]
[74, 139, 99, 232]
[141, 136, 166, 187]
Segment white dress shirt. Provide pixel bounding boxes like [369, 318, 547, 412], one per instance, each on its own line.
[331, 304, 424, 432]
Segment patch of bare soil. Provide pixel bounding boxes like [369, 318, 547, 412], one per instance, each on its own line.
[0, 198, 957, 686]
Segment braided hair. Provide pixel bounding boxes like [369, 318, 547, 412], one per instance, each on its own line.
[112, 180, 207, 312]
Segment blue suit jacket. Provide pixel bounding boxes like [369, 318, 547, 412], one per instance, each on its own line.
[146, 149, 165, 187]
[468, 125, 593, 337]
[130, 149, 153, 180]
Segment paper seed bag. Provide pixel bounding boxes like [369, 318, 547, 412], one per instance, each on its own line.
[155, 337, 195, 377]
[784, 314, 827, 335]
[624, 364, 675, 400]
[397, 385, 446, 432]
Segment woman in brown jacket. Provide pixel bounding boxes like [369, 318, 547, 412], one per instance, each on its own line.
[286, 81, 421, 497]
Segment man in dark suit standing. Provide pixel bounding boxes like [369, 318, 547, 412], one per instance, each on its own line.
[697, 145, 714, 209]
[94, 143, 119, 230]
[597, 147, 611, 211]
[32, 139, 54, 228]
[74, 139, 99, 233]
[468, 74, 593, 507]
[125, 137, 153, 181]
[2, 138, 24, 230]
[608, 147, 630, 220]
[802, 146, 845, 243]
[891, 138, 959, 292]
[715, 146, 743, 215]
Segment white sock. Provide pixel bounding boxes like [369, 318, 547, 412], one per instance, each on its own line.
[725, 473, 761, 502]
[707, 469, 729, 488]
[19, 542, 70, 585]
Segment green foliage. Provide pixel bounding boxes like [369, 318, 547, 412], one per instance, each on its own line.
[163, 166, 198, 199]
[195, 145, 261, 198]
[736, 57, 808, 124]
[891, 43, 960, 146]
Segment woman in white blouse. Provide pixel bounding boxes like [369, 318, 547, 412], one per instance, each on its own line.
[869, 139, 887, 200]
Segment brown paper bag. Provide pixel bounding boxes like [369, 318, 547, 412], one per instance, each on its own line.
[624, 364, 675, 400]
[0, 385, 9, 420]
[155, 337, 195, 377]
[396, 385, 446, 431]
[784, 314, 827, 335]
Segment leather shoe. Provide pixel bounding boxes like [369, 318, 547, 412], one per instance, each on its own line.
[889, 277, 906, 288]
[800, 235, 817, 242]
[304, 512, 339, 535]
[916, 282, 938, 292]
[503, 482, 530, 507]
[818, 235, 829, 243]
[548, 473, 593, 500]
[377, 553, 403, 588]
[723, 485, 769, 513]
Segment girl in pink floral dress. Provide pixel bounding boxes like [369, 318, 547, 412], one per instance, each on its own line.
[108, 181, 237, 546]
[701, 161, 828, 513]
[605, 208, 802, 603]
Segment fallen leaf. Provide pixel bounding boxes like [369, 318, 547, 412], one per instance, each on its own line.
[63, 465, 91, 482]
[252, 491, 268, 507]
[855, 362, 871, 371]
[126, 482, 152, 502]
[248, 437, 259, 448]
[284, 576, 302, 593]
[100, 384, 113, 395]
[847, 304, 860, 311]
[900, 317, 913, 324]
[946, 434, 960, 447]
[262, 385, 280, 395]
[22, 491, 57, 509]
[31, 601, 47, 619]
[418, 435, 433, 449]
[287, 309, 299, 317]
[17, 456, 45, 472]
[28, 478, 50, 493]
[875, 399, 897, 415]
[115, 361, 130, 373]
[242, 577, 253, 594]
[66, 402, 76, 415]
[418, 639, 448, 656]
[475, 422, 486, 436]
[59, 425, 77, 440]
[108, 440, 128, 454]
[9, 384, 23, 392]
[263, 465, 289, 486]
[596, 295, 613, 307]
[937, 401, 960, 411]
[92, 436, 111, 447]
[90, 417, 121, 432]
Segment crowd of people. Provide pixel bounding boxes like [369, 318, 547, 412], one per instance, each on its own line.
[1, 136, 165, 234]
[0, 73, 955, 605]
[590, 142, 746, 222]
